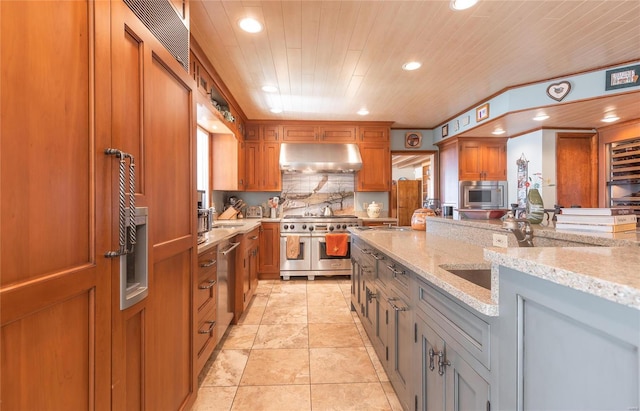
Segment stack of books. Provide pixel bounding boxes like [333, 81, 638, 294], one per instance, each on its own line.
[556, 208, 638, 232]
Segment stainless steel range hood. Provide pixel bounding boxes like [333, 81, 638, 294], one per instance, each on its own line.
[279, 143, 363, 173]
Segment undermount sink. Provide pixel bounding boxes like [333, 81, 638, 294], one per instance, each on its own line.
[439, 264, 492, 290]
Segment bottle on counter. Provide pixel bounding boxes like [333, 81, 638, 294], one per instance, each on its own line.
[526, 188, 544, 224]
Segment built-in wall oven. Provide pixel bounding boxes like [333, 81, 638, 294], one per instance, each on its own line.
[280, 215, 361, 280]
[459, 180, 508, 209]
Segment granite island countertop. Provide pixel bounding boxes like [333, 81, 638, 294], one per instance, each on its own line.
[349, 227, 498, 316]
[350, 224, 640, 316]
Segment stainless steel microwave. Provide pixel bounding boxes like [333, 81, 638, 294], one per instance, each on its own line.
[459, 181, 507, 209]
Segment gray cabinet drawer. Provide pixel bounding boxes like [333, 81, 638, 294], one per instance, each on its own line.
[416, 277, 491, 369]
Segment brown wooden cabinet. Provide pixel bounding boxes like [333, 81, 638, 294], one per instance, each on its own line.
[259, 222, 281, 279]
[244, 124, 281, 191]
[357, 141, 391, 191]
[359, 125, 390, 142]
[195, 247, 218, 375]
[211, 134, 246, 190]
[458, 138, 507, 181]
[281, 124, 358, 142]
[234, 227, 260, 322]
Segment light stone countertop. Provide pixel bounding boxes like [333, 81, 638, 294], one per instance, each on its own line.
[197, 219, 262, 253]
[431, 216, 640, 247]
[350, 228, 498, 316]
[484, 246, 640, 310]
[351, 225, 640, 316]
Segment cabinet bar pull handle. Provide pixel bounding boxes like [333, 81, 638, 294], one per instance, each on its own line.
[387, 297, 408, 311]
[249, 235, 259, 240]
[200, 259, 216, 268]
[437, 351, 451, 376]
[428, 348, 436, 371]
[198, 279, 217, 290]
[198, 320, 216, 334]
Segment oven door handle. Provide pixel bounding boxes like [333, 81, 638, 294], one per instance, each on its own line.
[316, 235, 351, 243]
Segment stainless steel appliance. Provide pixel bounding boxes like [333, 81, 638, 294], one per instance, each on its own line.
[279, 143, 363, 172]
[280, 215, 362, 280]
[217, 238, 240, 334]
[459, 180, 507, 209]
[197, 190, 213, 244]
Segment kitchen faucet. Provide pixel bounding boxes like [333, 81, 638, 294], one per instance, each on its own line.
[502, 212, 535, 247]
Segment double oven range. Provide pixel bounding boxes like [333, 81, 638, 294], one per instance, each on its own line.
[280, 215, 362, 280]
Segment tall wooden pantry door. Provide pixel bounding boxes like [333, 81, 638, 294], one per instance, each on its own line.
[1, 1, 112, 410]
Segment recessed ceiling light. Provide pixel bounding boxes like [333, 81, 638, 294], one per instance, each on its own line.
[533, 114, 549, 121]
[601, 114, 620, 123]
[357, 108, 369, 116]
[270, 107, 282, 114]
[402, 61, 422, 71]
[492, 128, 506, 135]
[238, 18, 263, 33]
[262, 85, 278, 93]
[450, 0, 479, 10]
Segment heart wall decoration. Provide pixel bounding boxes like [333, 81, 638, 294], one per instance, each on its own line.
[546, 81, 572, 101]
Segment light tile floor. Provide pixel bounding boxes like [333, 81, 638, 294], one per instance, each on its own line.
[193, 278, 403, 411]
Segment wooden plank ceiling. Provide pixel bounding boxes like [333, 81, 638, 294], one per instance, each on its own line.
[190, 0, 640, 134]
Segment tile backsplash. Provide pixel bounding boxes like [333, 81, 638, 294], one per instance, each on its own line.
[280, 173, 355, 216]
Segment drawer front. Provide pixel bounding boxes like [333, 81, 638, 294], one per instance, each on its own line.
[416, 277, 491, 369]
[380, 258, 410, 295]
[196, 272, 217, 313]
[196, 303, 217, 359]
[246, 227, 259, 248]
[198, 248, 217, 281]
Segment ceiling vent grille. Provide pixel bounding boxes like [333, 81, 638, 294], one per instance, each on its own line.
[123, 0, 189, 72]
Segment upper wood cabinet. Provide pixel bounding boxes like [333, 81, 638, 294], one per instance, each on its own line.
[211, 133, 245, 191]
[281, 124, 358, 142]
[357, 141, 391, 192]
[282, 125, 318, 142]
[458, 138, 507, 181]
[244, 124, 281, 192]
[359, 126, 389, 142]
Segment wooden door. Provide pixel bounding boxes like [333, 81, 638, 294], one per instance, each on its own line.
[259, 223, 281, 279]
[282, 125, 318, 142]
[482, 141, 507, 180]
[263, 125, 280, 142]
[244, 142, 261, 190]
[320, 125, 357, 142]
[1, 1, 112, 409]
[556, 133, 598, 208]
[357, 142, 391, 191]
[111, 2, 196, 410]
[262, 142, 282, 191]
[458, 140, 482, 181]
[359, 126, 390, 141]
[397, 180, 422, 226]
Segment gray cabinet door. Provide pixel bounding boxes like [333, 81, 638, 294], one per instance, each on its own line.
[416, 312, 490, 411]
[445, 346, 490, 411]
[416, 314, 446, 411]
[388, 288, 413, 411]
[499, 266, 640, 411]
[374, 285, 389, 366]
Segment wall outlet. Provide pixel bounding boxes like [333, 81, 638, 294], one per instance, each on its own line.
[493, 233, 509, 248]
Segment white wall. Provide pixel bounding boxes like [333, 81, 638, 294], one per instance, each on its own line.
[507, 129, 594, 209]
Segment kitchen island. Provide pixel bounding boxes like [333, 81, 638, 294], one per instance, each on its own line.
[349, 218, 640, 411]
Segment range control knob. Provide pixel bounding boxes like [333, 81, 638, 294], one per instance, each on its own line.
[309, 226, 314, 231]
[302, 224, 307, 230]
[290, 224, 295, 230]
[342, 224, 348, 229]
[329, 226, 334, 231]
[283, 224, 289, 230]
